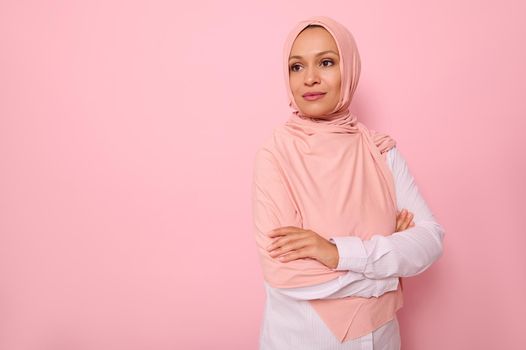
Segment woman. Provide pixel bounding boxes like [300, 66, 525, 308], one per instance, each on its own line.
[252, 16, 445, 349]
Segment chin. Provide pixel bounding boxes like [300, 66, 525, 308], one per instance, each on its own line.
[296, 99, 338, 118]
[299, 107, 332, 118]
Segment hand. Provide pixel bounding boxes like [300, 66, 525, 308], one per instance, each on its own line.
[396, 208, 415, 232]
[266, 226, 339, 269]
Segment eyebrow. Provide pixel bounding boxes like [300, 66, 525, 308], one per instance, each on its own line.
[288, 50, 339, 61]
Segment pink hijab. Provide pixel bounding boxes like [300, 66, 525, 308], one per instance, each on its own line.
[252, 16, 403, 342]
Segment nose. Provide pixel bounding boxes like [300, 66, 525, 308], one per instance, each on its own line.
[304, 66, 320, 86]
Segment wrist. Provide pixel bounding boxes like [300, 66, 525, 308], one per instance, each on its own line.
[328, 242, 339, 270]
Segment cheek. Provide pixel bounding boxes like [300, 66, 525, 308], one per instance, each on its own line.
[330, 72, 341, 90]
[289, 77, 300, 95]
[330, 76, 341, 100]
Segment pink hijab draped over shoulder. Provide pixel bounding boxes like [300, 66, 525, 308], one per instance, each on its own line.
[252, 16, 403, 342]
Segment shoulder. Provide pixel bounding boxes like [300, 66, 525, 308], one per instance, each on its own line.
[254, 128, 277, 158]
[253, 127, 283, 174]
[253, 123, 292, 161]
[358, 122, 397, 154]
[385, 146, 412, 180]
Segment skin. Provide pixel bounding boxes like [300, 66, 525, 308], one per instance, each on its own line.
[288, 26, 341, 119]
[266, 27, 416, 269]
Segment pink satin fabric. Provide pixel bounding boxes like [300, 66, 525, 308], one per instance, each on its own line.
[252, 16, 403, 342]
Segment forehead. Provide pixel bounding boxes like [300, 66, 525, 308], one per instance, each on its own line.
[289, 27, 339, 57]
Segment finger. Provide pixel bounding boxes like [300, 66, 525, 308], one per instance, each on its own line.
[268, 236, 311, 257]
[395, 210, 407, 231]
[267, 226, 302, 238]
[267, 231, 308, 251]
[403, 212, 414, 229]
[277, 248, 311, 263]
[401, 212, 414, 230]
[267, 232, 301, 251]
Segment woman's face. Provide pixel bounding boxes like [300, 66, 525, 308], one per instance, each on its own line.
[288, 27, 341, 118]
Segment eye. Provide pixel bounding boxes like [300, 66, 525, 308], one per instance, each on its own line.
[321, 59, 334, 67]
[290, 63, 301, 72]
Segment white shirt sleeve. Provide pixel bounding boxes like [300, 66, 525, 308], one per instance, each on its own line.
[273, 270, 399, 300]
[330, 146, 445, 279]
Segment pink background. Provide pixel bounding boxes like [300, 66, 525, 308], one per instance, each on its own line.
[1, 1, 525, 349]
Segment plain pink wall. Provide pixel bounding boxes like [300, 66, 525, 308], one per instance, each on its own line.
[1, 1, 525, 349]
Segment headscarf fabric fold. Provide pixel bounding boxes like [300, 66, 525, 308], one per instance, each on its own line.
[252, 16, 403, 342]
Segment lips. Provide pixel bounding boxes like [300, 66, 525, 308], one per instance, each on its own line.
[302, 92, 326, 101]
[302, 92, 326, 97]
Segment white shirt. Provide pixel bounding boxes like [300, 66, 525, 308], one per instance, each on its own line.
[258, 146, 445, 350]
